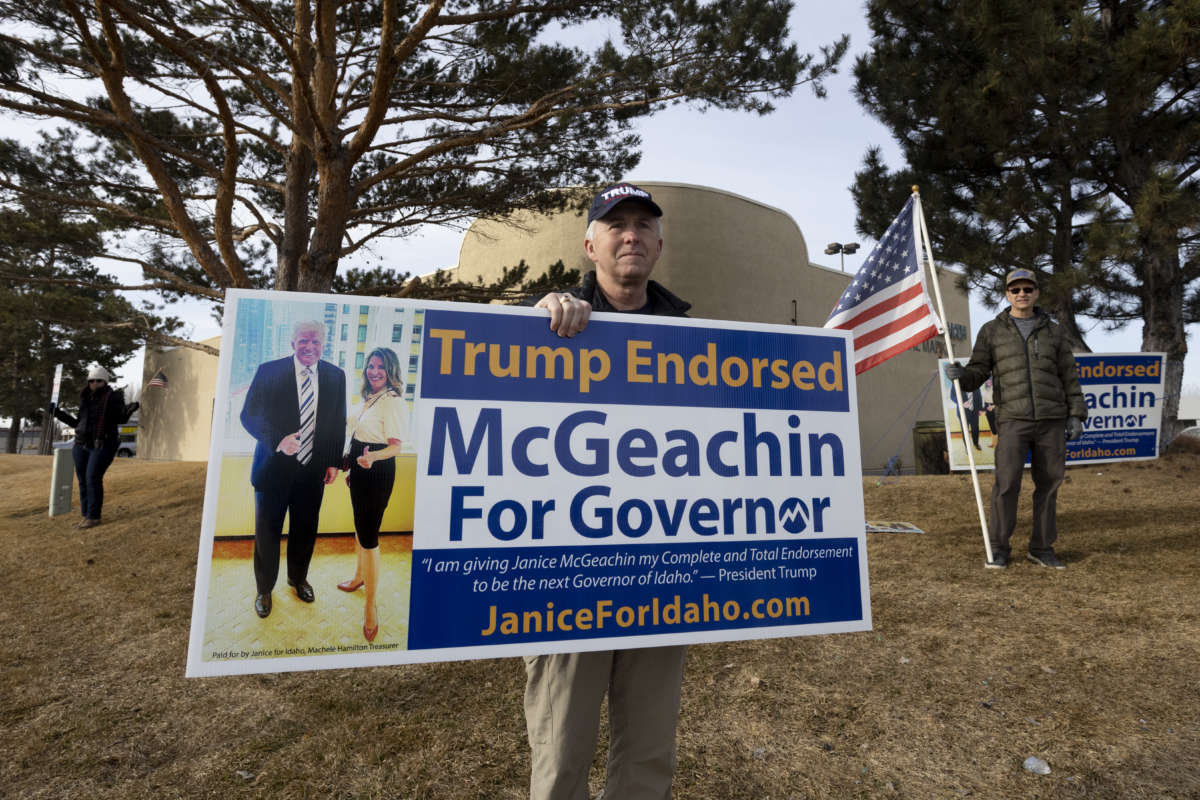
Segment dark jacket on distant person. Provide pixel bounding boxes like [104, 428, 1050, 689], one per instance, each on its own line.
[53, 386, 137, 448]
[957, 307, 1087, 423]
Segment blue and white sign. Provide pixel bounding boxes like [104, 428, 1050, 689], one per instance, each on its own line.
[410, 308, 870, 655]
[939, 352, 1165, 471]
[1071, 353, 1165, 463]
[187, 291, 871, 676]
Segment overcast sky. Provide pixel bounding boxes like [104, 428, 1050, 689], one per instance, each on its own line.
[77, 4, 1196, 406]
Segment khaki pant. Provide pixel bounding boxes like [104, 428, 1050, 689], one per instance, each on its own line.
[991, 418, 1067, 556]
[524, 646, 688, 800]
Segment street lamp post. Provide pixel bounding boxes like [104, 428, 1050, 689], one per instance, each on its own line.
[824, 241, 860, 271]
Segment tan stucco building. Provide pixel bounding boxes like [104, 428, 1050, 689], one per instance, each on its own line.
[455, 182, 971, 474]
[140, 336, 220, 462]
[141, 182, 970, 473]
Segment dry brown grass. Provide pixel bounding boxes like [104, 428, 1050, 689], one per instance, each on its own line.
[1, 452, 1198, 799]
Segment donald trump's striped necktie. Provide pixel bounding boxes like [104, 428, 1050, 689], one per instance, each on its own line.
[297, 367, 314, 465]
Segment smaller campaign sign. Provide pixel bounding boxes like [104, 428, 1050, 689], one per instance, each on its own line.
[939, 352, 1165, 471]
[1071, 353, 1165, 463]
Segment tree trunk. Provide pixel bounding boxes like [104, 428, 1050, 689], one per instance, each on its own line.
[37, 414, 54, 456]
[1159, 356, 1186, 446]
[1051, 300, 1091, 353]
[38, 367, 56, 455]
[277, 142, 316, 292]
[1141, 246, 1187, 446]
[298, 154, 353, 293]
[1049, 172, 1090, 352]
[5, 418, 19, 454]
[276, 0, 319, 293]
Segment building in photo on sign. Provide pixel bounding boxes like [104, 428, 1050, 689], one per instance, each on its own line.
[139, 183, 971, 473]
[142, 304, 426, 462]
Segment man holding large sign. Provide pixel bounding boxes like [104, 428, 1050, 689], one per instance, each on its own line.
[187, 204, 869, 699]
[524, 183, 692, 800]
[946, 269, 1088, 570]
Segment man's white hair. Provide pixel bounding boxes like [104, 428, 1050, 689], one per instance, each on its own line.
[585, 214, 663, 243]
[291, 319, 325, 340]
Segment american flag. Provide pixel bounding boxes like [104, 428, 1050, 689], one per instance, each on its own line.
[824, 196, 941, 374]
[148, 370, 169, 391]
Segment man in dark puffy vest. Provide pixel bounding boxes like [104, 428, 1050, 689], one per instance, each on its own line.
[946, 269, 1087, 569]
[524, 183, 690, 799]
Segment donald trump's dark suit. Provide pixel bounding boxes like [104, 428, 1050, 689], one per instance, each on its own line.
[240, 346, 346, 611]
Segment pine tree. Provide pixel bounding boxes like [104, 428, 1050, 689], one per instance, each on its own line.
[0, 197, 154, 452]
[1085, 0, 1200, 441]
[0, 1, 846, 297]
[853, 0, 1199, 441]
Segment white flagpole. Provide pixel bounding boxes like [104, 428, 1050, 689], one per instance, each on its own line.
[911, 187, 994, 565]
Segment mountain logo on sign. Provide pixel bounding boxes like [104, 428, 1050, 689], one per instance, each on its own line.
[779, 498, 810, 534]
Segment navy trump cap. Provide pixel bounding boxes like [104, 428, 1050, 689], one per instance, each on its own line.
[587, 183, 663, 223]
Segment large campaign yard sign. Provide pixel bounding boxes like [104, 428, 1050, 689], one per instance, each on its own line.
[187, 290, 870, 676]
[939, 352, 1166, 471]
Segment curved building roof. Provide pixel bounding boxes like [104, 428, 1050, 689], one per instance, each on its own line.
[456, 181, 834, 326]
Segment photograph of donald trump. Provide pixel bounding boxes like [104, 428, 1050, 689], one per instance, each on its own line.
[240, 320, 347, 618]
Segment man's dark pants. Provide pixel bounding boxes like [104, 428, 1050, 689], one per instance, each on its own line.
[253, 465, 326, 594]
[990, 418, 1066, 557]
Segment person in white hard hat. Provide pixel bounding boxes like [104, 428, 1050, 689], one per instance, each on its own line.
[50, 366, 139, 528]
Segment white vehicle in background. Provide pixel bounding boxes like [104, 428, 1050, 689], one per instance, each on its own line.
[116, 432, 137, 457]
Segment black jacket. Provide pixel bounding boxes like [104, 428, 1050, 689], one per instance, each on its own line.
[54, 385, 137, 448]
[532, 269, 691, 317]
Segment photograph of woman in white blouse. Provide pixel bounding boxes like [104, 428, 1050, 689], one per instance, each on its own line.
[337, 347, 408, 642]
